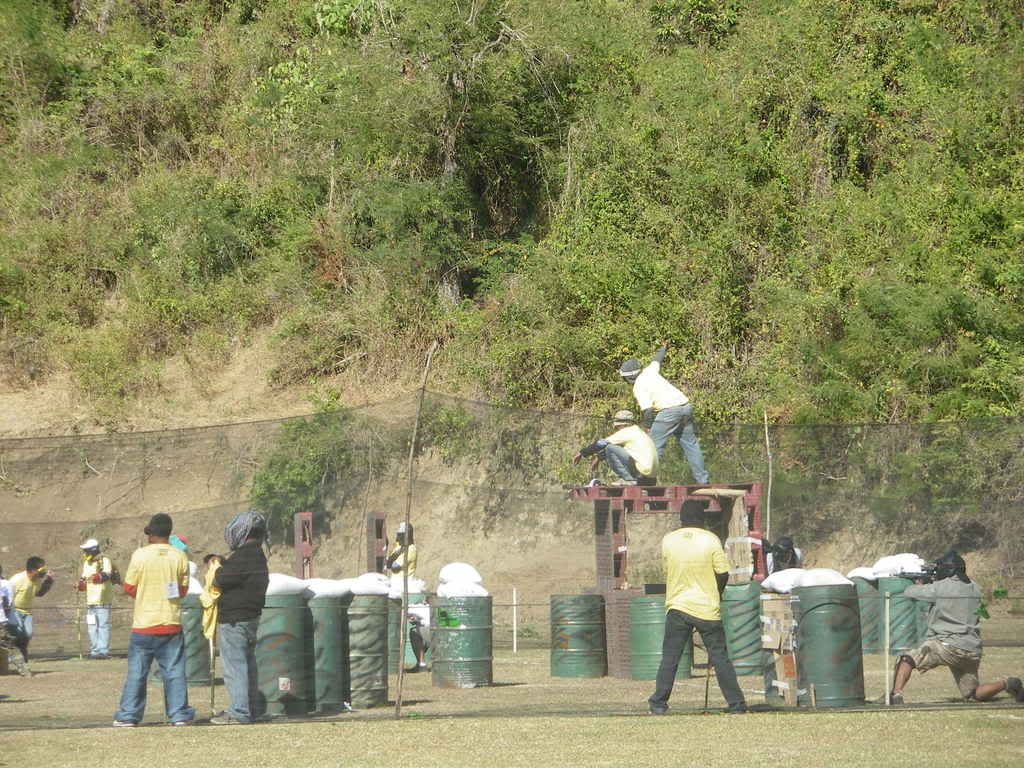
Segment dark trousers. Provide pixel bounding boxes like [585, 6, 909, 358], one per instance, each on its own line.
[649, 609, 746, 711]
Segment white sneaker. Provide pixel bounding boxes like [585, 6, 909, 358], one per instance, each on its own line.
[112, 720, 136, 728]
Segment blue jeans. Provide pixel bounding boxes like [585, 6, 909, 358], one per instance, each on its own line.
[114, 631, 195, 724]
[601, 445, 640, 483]
[218, 620, 260, 722]
[650, 404, 709, 483]
[87, 605, 111, 656]
[9, 610, 32, 660]
[650, 609, 745, 712]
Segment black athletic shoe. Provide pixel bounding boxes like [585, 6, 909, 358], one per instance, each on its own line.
[1006, 677, 1024, 703]
[648, 703, 668, 715]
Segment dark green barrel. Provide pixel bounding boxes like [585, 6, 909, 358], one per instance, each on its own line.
[432, 596, 493, 688]
[550, 595, 607, 678]
[877, 577, 917, 654]
[722, 582, 762, 676]
[348, 595, 389, 708]
[793, 584, 865, 708]
[308, 595, 352, 713]
[255, 594, 309, 717]
[852, 577, 881, 654]
[629, 597, 691, 680]
[179, 595, 210, 685]
[389, 594, 429, 673]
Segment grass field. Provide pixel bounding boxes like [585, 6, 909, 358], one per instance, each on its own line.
[4, 633, 1024, 767]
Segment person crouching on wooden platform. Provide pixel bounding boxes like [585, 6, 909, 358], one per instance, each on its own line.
[572, 410, 658, 487]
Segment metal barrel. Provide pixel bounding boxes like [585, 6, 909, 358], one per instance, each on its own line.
[255, 594, 309, 717]
[307, 595, 352, 713]
[793, 584, 865, 708]
[550, 595, 607, 678]
[432, 596, 493, 688]
[348, 595, 389, 708]
[877, 577, 917, 654]
[722, 582, 762, 676]
[852, 577, 881, 654]
[389, 594, 429, 673]
[629, 596, 691, 681]
[180, 594, 211, 685]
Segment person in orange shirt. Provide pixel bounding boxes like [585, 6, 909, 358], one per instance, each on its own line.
[648, 499, 746, 715]
[112, 513, 195, 727]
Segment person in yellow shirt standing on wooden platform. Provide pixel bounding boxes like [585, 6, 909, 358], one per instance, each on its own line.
[112, 513, 195, 727]
[573, 410, 658, 486]
[648, 499, 746, 715]
[8, 556, 54, 662]
[76, 539, 116, 660]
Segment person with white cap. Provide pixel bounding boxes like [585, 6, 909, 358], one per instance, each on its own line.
[573, 410, 658, 486]
[76, 539, 117, 659]
[618, 343, 709, 484]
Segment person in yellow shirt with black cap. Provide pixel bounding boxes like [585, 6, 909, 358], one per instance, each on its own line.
[76, 539, 116, 660]
[112, 513, 194, 727]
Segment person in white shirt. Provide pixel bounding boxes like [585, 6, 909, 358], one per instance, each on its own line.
[573, 410, 658, 486]
[619, 344, 709, 484]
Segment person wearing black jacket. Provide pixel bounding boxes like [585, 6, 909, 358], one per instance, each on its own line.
[210, 512, 269, 725]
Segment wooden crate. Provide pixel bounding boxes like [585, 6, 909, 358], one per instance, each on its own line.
[760, 592, 797, 705]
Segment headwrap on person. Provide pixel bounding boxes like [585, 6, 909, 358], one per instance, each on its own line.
[224, 511, 269, 552]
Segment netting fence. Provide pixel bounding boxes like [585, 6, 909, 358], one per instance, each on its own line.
[1, 391, 1023, 727]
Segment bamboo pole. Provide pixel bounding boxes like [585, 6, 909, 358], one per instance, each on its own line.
[884, 592, 892, 705]
[395, 341, 439, 719]
[763, 411, 773, 543]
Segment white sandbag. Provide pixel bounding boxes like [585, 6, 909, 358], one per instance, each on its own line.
[872, 553, 926, 578]
[846, 567, 877, 581]
[265, 572, 308, 596]
[436, 580, 489, 598]
[799, 568, 853, 587]
[350, 571, 390, 596]
[438, 562, 482, 584]
[303, 578, 355, 598]
[388, 575, 427, 600]
[187, 576, 204, 595]
[761, 568, 805, 594]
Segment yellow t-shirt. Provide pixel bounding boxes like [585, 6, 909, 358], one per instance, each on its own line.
[200, 560, 222, 640]
[388, 543, 417, 578]
[123, 543, 189, 630]
[604, 424, 658, 477]
[81, 555, 114, 606]
[9, 571, 40, 613]
[663, 527, 730, 621]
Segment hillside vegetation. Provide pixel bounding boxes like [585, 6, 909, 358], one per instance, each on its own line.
[2, 0, 1022, 424]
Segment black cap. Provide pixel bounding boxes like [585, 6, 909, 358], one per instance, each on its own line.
[144, 513, 173, 538]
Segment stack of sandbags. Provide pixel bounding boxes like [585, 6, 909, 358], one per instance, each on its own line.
[871, 553, 926, 578]
[266, 572, 308, 596]
[388, 575, 428, 599]
[187, 561, 203, 595]
[350, 572, 390, 596]
[846, 566, 877, 581]
[436, 562, 489, 597]
[303, 578, 355, 599]
[761, 568, 805, 594]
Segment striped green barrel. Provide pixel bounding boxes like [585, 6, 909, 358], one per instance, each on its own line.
[629, 596, 691, 680]
[348, 595, 389, 708]
[389, 594, 429, 673]
[432, 596, 493, 688]
[255, 594, 309, 716]
[722, 582, 762, 676]
[793, 584, 865, 708]
[550, 595, 607, 678]
[852, 577, 881, 654]
[877, 577, 917, 654]
[308, 595, 352, 713]
[180, 595, 211, 685]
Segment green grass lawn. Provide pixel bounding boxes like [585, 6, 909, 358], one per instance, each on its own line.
[3, 642, 1023, 767]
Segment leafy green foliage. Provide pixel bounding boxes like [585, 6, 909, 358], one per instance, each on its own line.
[0, 0, 1022, 428]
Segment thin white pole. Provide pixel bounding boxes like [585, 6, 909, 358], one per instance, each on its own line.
[512, 587, 518, 654]
[883, 592, 891, 705]
[763, 411, 773, 543]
